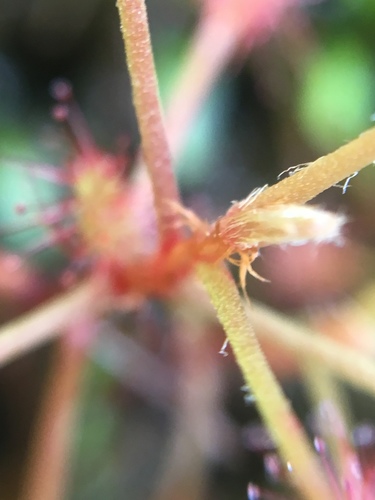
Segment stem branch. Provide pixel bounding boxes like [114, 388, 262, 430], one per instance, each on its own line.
[197, 263, 332, 500]
[0, 280, 99, 367]
[251, 302, 375, 399]
[117, 0, 180, 240]
[252, 127, 375, 207]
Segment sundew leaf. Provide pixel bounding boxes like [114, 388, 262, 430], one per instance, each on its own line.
[297, 38, 374, 151]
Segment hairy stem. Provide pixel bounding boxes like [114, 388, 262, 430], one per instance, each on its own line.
[197, 263, 332, 500]
[252, 127, 375, 207]
[116, 0, 181, 240]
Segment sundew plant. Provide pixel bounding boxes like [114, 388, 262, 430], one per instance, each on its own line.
[1, 1, 375, 499]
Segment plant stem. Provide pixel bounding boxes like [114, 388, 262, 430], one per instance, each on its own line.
[20, 318, 94, 500]
[197, 262, 333, 500]
[3, 281, 375, 403]
[165, 16, 237, 161]
[165, 0, 295, 161]
[0, 280, 100, 367]
[303, 360, 352, 492]
[116, 0, 181, 241]
[153, 314, 219, 500]
[251, 302, 375, 399]
[252, 127, 375, 207]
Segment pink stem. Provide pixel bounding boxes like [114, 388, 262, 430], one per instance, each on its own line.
[165, 17, 237, 160]
[20, 318, 95, 500]
[117, 0, 181, 242]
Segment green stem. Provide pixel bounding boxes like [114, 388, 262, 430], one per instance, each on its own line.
[116, 0, 181, 241]
[197, 263, 333, 500]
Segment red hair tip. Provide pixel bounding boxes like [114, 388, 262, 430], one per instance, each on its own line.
[50, 79, 73, 102]
[52, 104, 69, 122]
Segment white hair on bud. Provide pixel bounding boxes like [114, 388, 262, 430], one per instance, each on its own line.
[268, 205, 347, 246]
[218, 202, 346, 249]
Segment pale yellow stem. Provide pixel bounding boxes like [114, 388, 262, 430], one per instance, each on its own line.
[251, 302, 375, 398]
[0, 280, 100, 367]
[252, 127, 375, 207]
[197, 263, 333, 500]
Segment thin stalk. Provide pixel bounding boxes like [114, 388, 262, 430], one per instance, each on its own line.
[165, 16, 237, 161]
[251, 127, 375, 208]
[0, 280, 100, 367]
[20, 318, 95, 500]
[303, 361, 353, 492]
[153, 315, 218, 500]
[165, 0, 296, 161]
[3, 281, 375, 401]
[131, 0, 294, 195]
[251, 302, 375, 399]
[116, 0, 181, 240]
[197, 262, 333, 500]
[303, 360, 365, 497]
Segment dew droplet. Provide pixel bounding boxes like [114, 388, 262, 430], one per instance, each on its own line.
[314, 436, 326, 454]
[264, 452, 282, 482]
[353, 424, 375, 448]
[247, 483, 261, 500]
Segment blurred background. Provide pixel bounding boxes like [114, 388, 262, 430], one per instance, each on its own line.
[1, 0, 375, 499]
